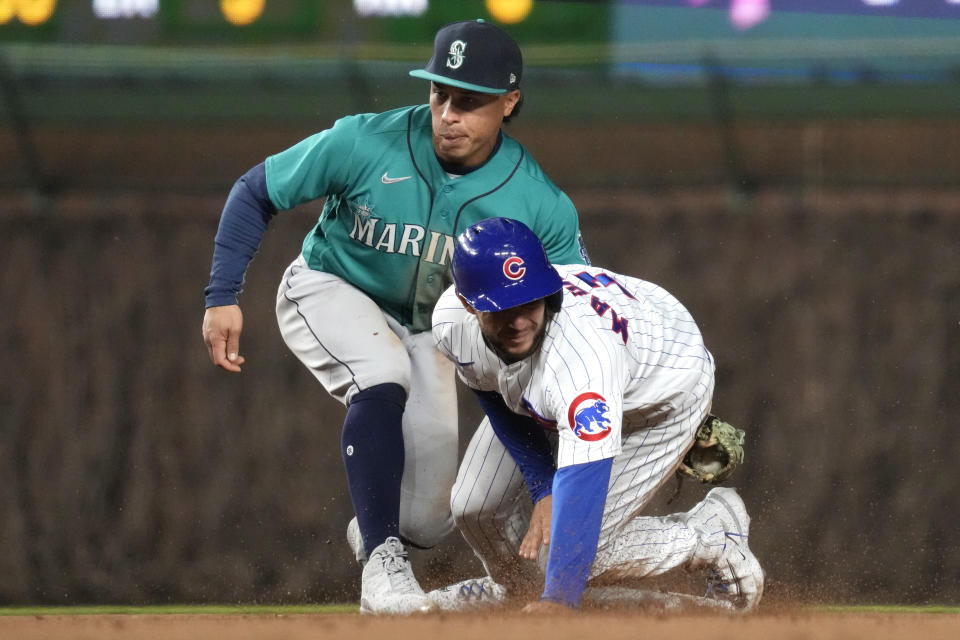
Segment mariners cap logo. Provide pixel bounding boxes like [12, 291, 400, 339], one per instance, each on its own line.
[568, 392, 613, 442]
[502, 256, 525, 280]
[446, 40, 466, 69]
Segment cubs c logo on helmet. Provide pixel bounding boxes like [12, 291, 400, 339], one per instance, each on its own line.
[568, 392, 612, 442]
[503, 256, 526, 280]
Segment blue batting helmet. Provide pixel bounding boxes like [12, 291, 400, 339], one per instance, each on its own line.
[452, 217, 563, 312]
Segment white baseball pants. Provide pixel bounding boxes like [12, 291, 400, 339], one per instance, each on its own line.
[451, 383, 715, 586]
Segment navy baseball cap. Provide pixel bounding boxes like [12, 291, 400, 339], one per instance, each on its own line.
[410, 19, 522, 95]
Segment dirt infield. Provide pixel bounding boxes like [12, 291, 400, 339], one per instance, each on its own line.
[2, 611, 959, 640]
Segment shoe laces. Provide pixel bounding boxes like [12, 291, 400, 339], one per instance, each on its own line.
[378, 538, 419, 592]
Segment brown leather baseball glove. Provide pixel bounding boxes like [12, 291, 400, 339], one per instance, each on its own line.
[677, 415, 746, 484]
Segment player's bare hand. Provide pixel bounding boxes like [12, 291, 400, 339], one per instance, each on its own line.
[521, 600, 571, 614]
[519, 494, 551, 560]
[202, 304, 246, 372]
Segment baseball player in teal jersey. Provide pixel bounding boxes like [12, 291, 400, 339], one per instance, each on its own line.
[201, 20, 588, 614]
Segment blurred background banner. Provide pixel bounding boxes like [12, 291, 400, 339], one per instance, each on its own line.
[614, 1, 960, 81]
[1, 0, 958, 606]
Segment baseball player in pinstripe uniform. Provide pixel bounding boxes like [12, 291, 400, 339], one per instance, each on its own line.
[201, 21, 588, 614]
[430, 218, 763, 612]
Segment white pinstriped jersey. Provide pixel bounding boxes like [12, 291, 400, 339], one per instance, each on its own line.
[432, 264, 714, 468]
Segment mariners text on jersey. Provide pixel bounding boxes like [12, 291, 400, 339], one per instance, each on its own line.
[348, 213, 456, 267]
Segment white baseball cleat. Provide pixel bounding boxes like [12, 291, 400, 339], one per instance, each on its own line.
[360, 537, 434, 615]
[688, 487, 765, 612]
[426, 576, 508, 611]
[346, 517, 368, 565]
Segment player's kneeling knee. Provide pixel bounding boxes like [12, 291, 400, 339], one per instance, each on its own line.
[450, 489, 489, 530]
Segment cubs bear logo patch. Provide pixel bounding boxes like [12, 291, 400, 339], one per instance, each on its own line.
[567, 392, 612, 442]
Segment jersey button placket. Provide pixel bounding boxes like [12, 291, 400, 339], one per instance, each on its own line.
[439, 184, 453, 218]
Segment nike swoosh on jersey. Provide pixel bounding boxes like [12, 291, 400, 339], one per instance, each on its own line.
[381, 172, 412, 184]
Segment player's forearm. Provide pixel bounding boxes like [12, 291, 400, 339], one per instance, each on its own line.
[540, 458, 612, 609]
[472, 389, 556, 502]
[204, 163, 278, 307]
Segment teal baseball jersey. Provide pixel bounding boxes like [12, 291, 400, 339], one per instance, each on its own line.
[265, 105, 585, 332]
